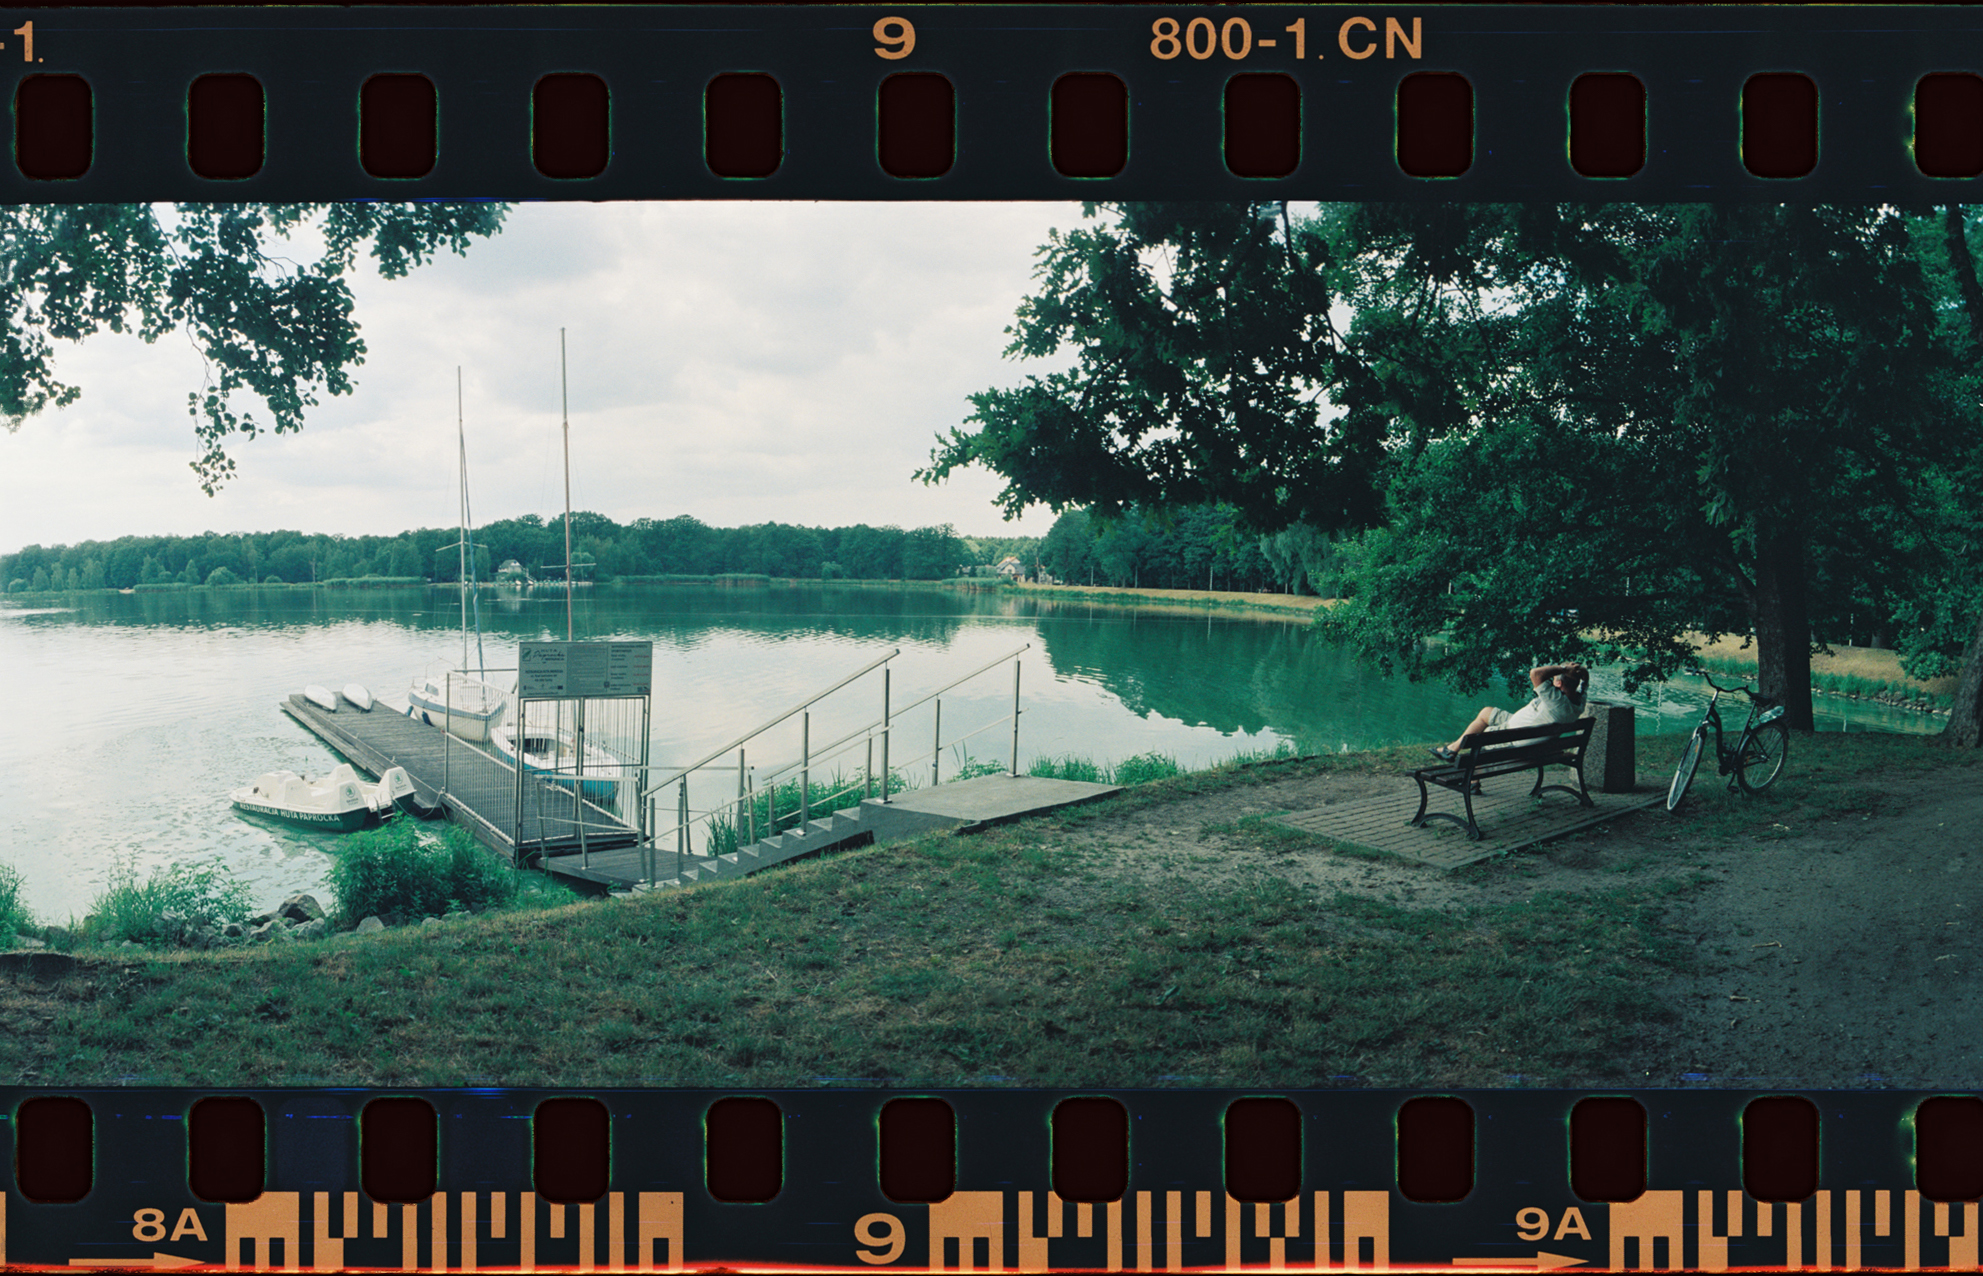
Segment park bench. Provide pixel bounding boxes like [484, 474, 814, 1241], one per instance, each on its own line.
[1409, 717, 1596, 841]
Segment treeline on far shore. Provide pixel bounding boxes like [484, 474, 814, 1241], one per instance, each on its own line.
[0, 514, 1044, 593]
[3, 503, 1340, 597]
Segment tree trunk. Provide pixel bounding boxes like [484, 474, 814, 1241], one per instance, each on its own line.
[1942, 609, 1983, 747]
[1941, 203, 1983, 747]
[1751, 529, 1815, 731]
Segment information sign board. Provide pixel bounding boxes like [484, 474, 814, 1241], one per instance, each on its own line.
[517, 641, 653, 698]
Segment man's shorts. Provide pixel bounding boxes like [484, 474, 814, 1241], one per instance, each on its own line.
[1486, 707, 1513, 730]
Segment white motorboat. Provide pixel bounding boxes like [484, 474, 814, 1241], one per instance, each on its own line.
[407, 671, 507, 743]
[492, 721, 623, 802]
[231, 763, 392, 832]
[304, 685, 339, 713]
[342, 683, 375, 711]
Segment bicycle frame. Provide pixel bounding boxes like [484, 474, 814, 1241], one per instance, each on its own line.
[1694, 679, 1786, 779]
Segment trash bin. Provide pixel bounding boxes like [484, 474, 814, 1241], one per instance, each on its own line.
[1582, 699, 1638, 793]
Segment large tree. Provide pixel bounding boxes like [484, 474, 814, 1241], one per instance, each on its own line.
[1910, 205, 1983, 747]
[926, 202, 1977, 730]
[2, 203, 507, 494]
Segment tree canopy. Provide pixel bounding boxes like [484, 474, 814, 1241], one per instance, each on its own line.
[1, 203, 508, 494]
[929, 201, 1983, 735]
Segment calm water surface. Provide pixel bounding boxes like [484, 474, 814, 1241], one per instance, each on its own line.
[0, 583, 1936, 920]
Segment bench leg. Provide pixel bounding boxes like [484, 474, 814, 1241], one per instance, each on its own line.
[1461, 778, 1483, 840]
[1531, 763, 1597, 809]
[1409, 773, 1432, 827]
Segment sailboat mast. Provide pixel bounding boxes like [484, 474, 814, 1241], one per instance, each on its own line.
[457, 367, 468, 670]
[562, 327, 573, 642]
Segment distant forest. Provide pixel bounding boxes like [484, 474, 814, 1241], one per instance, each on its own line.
[3, 504, 1327, 595]
[1, 513, 1032, 591]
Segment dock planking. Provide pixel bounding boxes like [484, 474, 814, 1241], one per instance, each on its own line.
[278, 694, 641, 872]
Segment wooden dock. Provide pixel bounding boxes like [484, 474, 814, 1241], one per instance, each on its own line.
[278, 694, 642, 879]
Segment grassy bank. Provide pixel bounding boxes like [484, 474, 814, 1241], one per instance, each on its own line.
[997, 581, 1335, 619]
[5, 733, 1968, 1088]
[1688, 632, 1958, 711]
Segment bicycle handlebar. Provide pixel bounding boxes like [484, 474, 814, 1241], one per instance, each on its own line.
[1687, 668, 1762, 697]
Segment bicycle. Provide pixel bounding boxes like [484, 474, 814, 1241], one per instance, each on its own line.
[1666, 669, 1791, 812]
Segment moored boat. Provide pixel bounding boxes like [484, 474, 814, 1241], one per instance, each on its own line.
[406, 671, 507, 743]
[406, 368, 509, 746]
[492, 721, 623, 801]
[231, 763, 392, 832]
[376, 765, 447, 819]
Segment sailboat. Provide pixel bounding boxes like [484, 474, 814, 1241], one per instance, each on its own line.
[407, 370, 508, 744]
[491, 330, 626, 802]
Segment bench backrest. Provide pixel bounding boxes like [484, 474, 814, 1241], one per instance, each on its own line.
[1455, 718, 1594, 770]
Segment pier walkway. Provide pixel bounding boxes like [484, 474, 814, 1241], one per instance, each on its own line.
[278, 694, 641, 876]
[284, 695, 1121, 894]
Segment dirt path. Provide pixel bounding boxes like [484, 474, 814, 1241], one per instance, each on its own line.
[1069, 755, 1983, 1089]
[1640, 774, 1983, 1088]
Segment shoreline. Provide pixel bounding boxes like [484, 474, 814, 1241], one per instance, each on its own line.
[8, 579, 1954, 716]
[4, 731, 1978, 1089]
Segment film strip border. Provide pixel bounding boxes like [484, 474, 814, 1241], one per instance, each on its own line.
[5, 5, 1983, 201]
[5, 1087, 1983, 1271]
[9, 6, 1983, 1273]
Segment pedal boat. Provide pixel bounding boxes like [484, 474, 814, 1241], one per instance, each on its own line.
[230, 765, 443, 832]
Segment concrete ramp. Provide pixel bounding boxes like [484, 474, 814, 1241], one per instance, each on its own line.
[856, 774, 1122, 843]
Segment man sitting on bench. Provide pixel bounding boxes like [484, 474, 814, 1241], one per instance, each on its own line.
[1431, 663, 1588, 762]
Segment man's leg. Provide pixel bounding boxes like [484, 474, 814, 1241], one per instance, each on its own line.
[1447, 707, 1498, 752]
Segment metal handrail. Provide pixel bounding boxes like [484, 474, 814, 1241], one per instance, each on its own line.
[649, 746, 877, 875]
[757, 642, 1032, 769]
[640, 644, 1032, 879]
[640, 647, 899, 799]
[886, 642, 1030, 721]
[699, 642, 1030, 800]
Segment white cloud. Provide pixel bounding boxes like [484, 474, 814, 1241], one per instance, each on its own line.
[2, 201, 1091, 553]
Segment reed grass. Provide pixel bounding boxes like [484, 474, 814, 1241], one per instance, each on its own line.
[1027, 751, 1186, 786]
[0, 863, 33, 940]
[702, 766, 910, 857]
[78, 858, 252, 947]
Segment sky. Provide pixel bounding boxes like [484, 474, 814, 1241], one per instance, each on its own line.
[0, 201, 1093, 555]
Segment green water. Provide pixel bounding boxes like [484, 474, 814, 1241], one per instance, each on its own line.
[0, 581, 1937, 922]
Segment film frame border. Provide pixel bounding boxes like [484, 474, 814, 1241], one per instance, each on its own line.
[6, 3, 1983, 1272]
[4, 5, 1983, 201]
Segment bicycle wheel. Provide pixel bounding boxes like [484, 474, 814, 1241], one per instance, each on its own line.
[1667, 729, 1706, 812]
[1736, 721, 1791, 794]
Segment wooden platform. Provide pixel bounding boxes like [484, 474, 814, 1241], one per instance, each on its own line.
[1273, 779, 1666, 869]
[278, 694, 640, 868]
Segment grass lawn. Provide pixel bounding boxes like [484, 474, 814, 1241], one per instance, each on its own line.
[0, 746, 1735, 1090]
[5, 730, 1970, 1090]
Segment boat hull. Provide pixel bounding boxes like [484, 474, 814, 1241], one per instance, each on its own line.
[407, 675, 507, 743]
[231, 796, 382, 832]
[230, 764, 390, 833]
[492, 726, 622, 801]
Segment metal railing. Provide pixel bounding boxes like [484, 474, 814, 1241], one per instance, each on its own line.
[637, 642, 1031, 887]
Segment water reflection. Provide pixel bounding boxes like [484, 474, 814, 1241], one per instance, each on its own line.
[0, 583, 1941, 921]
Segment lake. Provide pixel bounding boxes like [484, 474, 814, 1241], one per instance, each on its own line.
[0, 582, 1937, 922]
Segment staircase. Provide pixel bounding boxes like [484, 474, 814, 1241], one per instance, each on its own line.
[631, 773, 1121, 894]
[639, 805, 871, 891]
